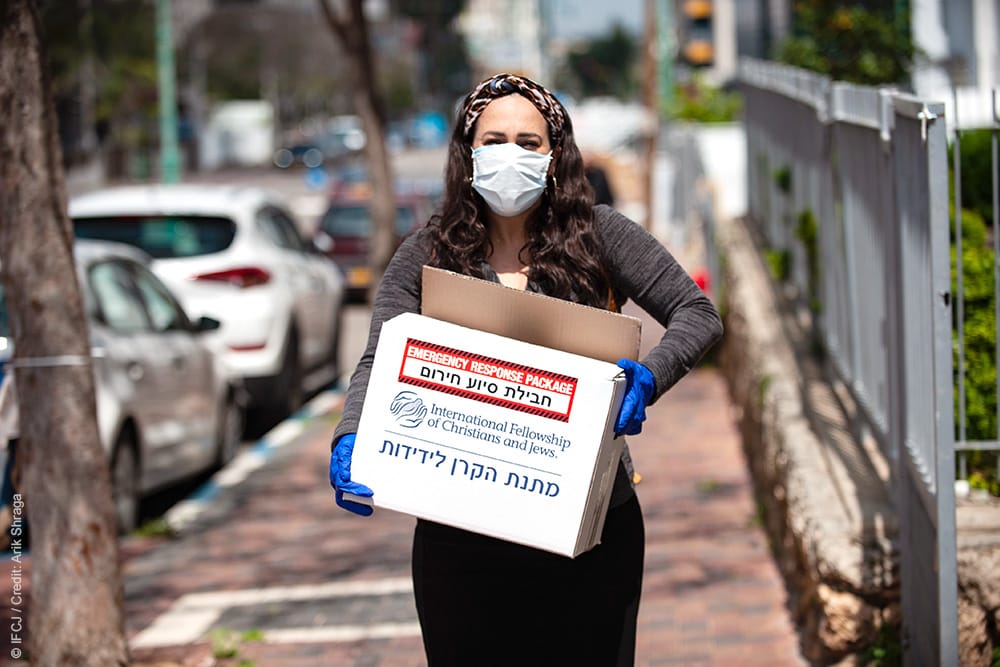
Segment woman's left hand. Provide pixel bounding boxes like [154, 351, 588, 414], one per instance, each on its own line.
[615, 359, 655, 436]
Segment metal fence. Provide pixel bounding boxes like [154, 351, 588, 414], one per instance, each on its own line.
[662, 126, 722, 295]
[740, 57, 959, 665]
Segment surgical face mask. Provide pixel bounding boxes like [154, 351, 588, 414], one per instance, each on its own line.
[471, 143, 553, 217]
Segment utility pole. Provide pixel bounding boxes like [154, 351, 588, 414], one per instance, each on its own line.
[643, 0, 659, 231]
[156, 0, 181, 183]
[658, 0, 674, 115]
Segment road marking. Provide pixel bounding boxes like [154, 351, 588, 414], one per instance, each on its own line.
[213, 450, 269, 488]
[263, 419, 305, 449]
[302, 390, 342, 419]
[265, 623, 422, 644]
[131, 577, 415, 648]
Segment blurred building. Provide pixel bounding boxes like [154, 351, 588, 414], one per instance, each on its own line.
[457, 0, 548, 81]
[911, 0, 998, 129]
[733, 0, 790, 63]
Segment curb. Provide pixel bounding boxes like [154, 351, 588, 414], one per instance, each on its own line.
[164, 389, 344, 535]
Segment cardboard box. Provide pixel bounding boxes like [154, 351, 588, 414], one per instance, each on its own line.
[348, 268, 642, 557]
[421, 266, 641, 363]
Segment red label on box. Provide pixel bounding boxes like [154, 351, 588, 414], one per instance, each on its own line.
[398, 338, 578, 422]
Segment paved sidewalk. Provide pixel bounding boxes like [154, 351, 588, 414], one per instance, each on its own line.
[631, 369, 804, 665]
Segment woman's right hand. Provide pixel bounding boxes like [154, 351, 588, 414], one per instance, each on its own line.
[329, 433, 374, 516]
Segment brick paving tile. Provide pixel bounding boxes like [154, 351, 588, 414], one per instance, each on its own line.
[0, 330, 808, 667]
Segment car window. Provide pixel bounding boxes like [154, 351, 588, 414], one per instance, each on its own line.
[130, 263, 188, 333]
[320, 204, 418, 237]
[270, 209, 306, 251]
[74, 216, 236, 259]
[395, 206, 418, 235]
[88, 262, 150, 332]
[256, 207, 305, 252]
[0, 285, 8, 339]
[320, 205, 369, 237]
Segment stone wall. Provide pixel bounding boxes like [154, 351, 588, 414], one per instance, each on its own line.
[956, 507, 1000, 665]
[716, 215, 1000, 664]
[716, 215, 897, 663]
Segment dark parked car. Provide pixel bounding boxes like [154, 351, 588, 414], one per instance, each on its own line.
[314, 194, 432, 302]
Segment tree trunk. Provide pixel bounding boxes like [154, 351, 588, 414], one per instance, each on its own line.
[318, 0, 397, 303]
[0, 2, 128, 664]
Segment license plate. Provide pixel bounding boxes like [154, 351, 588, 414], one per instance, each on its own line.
[348, 266, 371, 287]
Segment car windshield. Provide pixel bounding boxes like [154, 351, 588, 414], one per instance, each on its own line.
[319, 205, 416, 237]
[74, 216, 237, 259]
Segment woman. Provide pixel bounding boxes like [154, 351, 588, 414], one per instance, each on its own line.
[329, 73, 722, 666]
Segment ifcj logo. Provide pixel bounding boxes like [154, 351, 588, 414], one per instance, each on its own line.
[390, 391, 427, 428]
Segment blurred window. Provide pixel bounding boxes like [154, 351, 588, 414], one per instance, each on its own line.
[89, 262, 149, 332]
[256, 206, 305, 252]
[130, 263, 187, 333]
[74, 216, 236, 258]
[0, 285, 8, 339]
[320, 205, 417, 237]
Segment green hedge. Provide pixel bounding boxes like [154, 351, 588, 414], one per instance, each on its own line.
[952, 204, 1000, 494]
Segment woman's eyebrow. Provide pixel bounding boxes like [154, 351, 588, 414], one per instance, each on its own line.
[516, 132, 544, 141]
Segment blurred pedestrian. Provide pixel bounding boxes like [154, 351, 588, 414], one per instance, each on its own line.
[585, 155, 616, 206]
[329, 72, 722, 666]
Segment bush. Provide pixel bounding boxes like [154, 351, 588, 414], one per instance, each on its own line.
[952, 205, 999, 491]
[669, 76, 742, 123]
[954, 129, 999, 226]
[776, 1, 913, 86]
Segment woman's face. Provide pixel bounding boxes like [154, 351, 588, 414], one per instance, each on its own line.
[471, 94, 551, 154]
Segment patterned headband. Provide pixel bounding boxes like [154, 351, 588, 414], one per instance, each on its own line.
[461, 73, 567, 146]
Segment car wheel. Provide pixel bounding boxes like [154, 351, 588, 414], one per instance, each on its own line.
[277, 332, 303, 417]
[215, 392, 245, 468]
[110, 430, 140, 535]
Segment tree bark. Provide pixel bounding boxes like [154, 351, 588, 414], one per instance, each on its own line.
[0, 2, 128, 664]
[318, 0, 397, 303]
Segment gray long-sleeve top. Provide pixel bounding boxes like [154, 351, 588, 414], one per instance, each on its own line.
[332, 204, 723, 453]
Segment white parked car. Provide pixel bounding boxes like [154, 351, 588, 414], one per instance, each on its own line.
[0, 240, 245, 532]
[70, 184, 346, 417]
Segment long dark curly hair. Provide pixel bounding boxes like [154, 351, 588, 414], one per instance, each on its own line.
[426, 90, 611, 309]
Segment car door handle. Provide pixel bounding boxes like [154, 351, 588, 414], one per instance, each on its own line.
[169, 355, 185, 369]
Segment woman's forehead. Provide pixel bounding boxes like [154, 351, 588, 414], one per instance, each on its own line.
[476, 95, 549, 134]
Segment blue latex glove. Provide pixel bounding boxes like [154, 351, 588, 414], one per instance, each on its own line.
[615, 359, 655, 436]
[329, 433, 374, 516]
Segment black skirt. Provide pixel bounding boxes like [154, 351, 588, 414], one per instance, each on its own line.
[411, 494, 645, 667]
